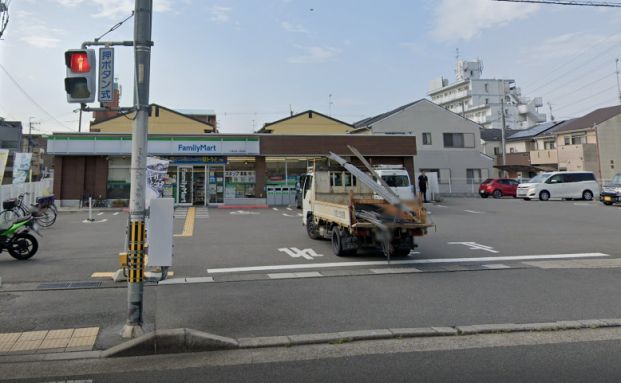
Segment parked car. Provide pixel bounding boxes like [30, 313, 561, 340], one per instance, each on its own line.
[600, 172, 621, 206]
[479, 178, 519, 198]
[516, 171, 599, 201]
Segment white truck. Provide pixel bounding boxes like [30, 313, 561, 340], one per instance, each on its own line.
[373, 165, 416, 201]
[301, 155, 432, 258]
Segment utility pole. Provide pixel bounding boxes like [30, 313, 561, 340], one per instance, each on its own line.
[328, 93, 333, 116]
[122, 0, 152, 339]
[500, 97, 508, 178]
[27, 117, 39, 152]
[78, 109, 83, 132]
[615, 58, 621, 104]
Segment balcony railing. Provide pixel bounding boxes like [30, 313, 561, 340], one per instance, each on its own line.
[530, 149, 558, 165]
[495, 152, 531, 167]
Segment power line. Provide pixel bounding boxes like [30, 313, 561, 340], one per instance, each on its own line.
[554, 83, 618, 112]
[494, 0, 621, 7]
[0, 63, 75, 131]
[520, 27, 621, 90]
[527, 41, 621, 94]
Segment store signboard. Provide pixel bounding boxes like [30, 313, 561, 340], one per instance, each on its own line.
[47, 136, 260, 156]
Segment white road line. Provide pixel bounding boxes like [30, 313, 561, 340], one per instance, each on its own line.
[464, 210, 484, 214]
[97, 212, 104, 216]
[206, 252, 609, 273]
[286, 207, 293, 211]
[272, 208, 279, 211]
[82, 219, 108, 223]
[435, 205, 448, 208]
[113, 212, 120, 216]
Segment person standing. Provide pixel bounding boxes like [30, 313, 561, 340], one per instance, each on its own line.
[418, 171, 429, 203]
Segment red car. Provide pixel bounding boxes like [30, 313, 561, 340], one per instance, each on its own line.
[479, 178, 519, 198]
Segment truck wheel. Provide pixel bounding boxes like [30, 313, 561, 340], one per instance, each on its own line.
[306, 215, 320, 240]
[332, 229, 349, 257]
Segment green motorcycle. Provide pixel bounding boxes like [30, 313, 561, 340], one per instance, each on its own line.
[1, 216, 39, 260]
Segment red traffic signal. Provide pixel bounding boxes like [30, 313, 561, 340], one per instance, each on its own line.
[69, 52, 91, 73]
[64, 49, 96, 103]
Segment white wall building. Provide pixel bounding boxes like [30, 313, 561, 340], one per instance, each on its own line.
[428, 60, 546, 130]
[351, 99, 493, 195]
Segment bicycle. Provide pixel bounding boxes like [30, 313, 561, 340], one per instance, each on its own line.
[0, 193, 57, 227]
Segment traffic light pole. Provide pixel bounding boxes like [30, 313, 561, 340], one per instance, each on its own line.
[121, 0, 152, 339]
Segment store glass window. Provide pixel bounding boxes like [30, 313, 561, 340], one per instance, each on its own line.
[107, 157, 131, 199]
[225, 157, 256, 198]
[266, 157, 287, 185]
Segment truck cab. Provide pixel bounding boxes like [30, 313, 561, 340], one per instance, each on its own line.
[373, 165, 415, 201]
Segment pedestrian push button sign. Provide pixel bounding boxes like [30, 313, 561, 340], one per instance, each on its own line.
[98, 47, 114, 103]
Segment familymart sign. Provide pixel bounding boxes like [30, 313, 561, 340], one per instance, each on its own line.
[47, 136, 260, 156]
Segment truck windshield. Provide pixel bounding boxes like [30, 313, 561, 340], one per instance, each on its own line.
[381, 175, 410, 187]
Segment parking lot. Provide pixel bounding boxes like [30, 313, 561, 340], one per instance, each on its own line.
[0, 197, 619, 285]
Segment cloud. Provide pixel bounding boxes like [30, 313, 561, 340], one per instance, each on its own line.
[281, 21, 308, 34]
[20, 35, 61, 48]
[54, 0, 171, 18]
[206, 5, 232, 23]
[524, 32, 621, 61]
[287, 45, 341, 64]
[431, 0, 539, 41]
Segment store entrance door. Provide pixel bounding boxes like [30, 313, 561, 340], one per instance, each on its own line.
[177, 166, 193, 205]
[207, 166, 225, 205]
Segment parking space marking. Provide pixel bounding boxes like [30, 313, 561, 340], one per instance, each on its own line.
[278, 247, 324, 260]
[97, 212, 104, 216]
[286, 207, 293, 211]
[230, 210, 260, 215]
[434, 205, 448, 208]
[272, 207, 279, 211]
[464, 210, 484, 214]
[206, 253, 609, 274]
[449, 242, 498, 253]
[113, 212, 120, 216]
[174, 207, 195, 237]
[81, 218, 108, 223]
[282, 213, 298, 217]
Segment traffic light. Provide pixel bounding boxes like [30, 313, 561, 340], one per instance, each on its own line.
[64, 49, 96, 103]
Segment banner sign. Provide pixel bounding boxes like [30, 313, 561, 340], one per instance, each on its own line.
[12, 153, 32, 184]
[0, 149, 9, 184]
[146, 157, 170, 208]
[98, 47, 115, 102]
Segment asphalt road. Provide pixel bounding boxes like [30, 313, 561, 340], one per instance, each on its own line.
[2, 197, 621, 381]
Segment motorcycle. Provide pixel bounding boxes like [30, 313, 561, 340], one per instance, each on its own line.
[1, 216, 39, 260]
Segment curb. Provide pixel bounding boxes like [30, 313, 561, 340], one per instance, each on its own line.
[100, 318, 621, 356]
[3, 318, 621, 362]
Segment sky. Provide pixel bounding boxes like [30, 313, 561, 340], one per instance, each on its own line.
[2, 0, 621, 134]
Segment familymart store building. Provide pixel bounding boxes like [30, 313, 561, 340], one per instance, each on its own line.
[48, 133, 417, 207]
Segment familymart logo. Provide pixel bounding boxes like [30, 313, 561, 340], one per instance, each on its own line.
[177, 143, 217, 153]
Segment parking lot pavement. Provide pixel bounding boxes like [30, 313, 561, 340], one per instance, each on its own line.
[0, 198, 618, 285]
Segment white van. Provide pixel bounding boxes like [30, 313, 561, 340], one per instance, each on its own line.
[516, 171, 600, 201]
[373, 166, 416, 201]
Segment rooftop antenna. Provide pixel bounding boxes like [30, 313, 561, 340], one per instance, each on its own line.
[455, 48, 460, 62]
[289, 104, 293, 116]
